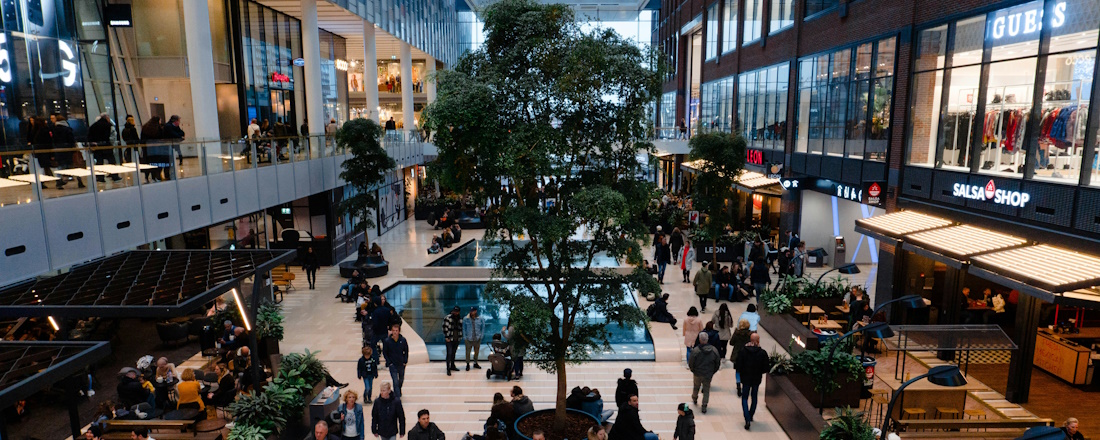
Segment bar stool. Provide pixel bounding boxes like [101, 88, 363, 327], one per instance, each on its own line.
[902, 408, 927, 430]
[964, 409, 987, 432]
[935, 407, 960, 430]
[870, 395, 890, 426]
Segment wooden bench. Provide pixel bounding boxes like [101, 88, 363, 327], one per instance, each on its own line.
[894, 418, 1054, 432]
[105, 419, 194, 432]
[890, 431, 1027, 439]
[103, 433, 220, 440]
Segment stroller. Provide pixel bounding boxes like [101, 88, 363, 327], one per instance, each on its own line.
[485, 338, 514, 381]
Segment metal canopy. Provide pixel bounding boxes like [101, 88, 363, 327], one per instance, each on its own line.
[971, 245, 1100, 293]
[853, 210, 953, 243]
[0, 250, 295, 318]
[881, 325, 1018, 352]
[901, 225, 1028, 268]
[0, 341, 110, 409]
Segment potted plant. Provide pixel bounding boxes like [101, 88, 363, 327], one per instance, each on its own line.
[789, 341, 863, 408]
[819, 406, 876, 440]
[227, 350, 330, 439]
[256, 300, 285, 358]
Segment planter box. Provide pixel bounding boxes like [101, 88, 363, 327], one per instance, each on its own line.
[759, 313, 819, 355]
[787, 372, 861, 409]
[765, 374, 827, 440]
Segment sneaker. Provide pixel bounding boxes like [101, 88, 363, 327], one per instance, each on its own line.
[473, 363, 482, 369]
[692, 397, 698, 405]
[88, 390, 95, 397]
[447, 369, 452, 376]
[466, 364, 470, 371]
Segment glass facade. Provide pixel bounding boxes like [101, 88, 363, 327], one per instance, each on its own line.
[905, 0, 1100, 185]
[805, 0, 839, 18]
[659, 91, 676, 129]
[319, 30, 349, 126]
[743, 0, 763, 44]
[796, 36, 897, 160]
[738, 63, 789, 150]
[770, 0, 794, 34]
[239, 1, 301, 130]
[706, 2, 719, 60]
[701, 76, 735, 132]
[722, 0, 737, 54]
[328, 0, 461, 66]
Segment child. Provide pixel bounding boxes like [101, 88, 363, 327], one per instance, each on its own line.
[674, 403, 695, 440]
[356, 345, 379, 403]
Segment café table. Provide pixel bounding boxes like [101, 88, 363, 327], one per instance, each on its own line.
[836, 304, 850, 314]
[810, 320, 843, 331]
[93, 164, 141, 174]
[7, 174, 60, 183]
[880, 373, 991, 421]
[121, 162, 160, 170]
[0, 178, 29, 188]
[54, 168, 106, 178]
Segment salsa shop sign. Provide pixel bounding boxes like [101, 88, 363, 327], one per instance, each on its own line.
[952, 180, 1031, 207]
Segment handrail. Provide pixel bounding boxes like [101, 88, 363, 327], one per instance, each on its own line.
[0, 130, 428, 156]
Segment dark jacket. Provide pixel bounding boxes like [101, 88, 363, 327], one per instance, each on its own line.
[729, 328, 753, 362]
[608, 404, 648, 440]
[357, 355, 378, 379]
[52, 122, 76, 164]
[670, 233, 684, 251]
[749, 261, 771, 285]
[655, 243, 671, 265]
[382, 335, 409, 368]
[406, 422, 445, 440]
[162, 123, 185, 141]
[370, 395, 405, 437]
[371, 305, 396, 336]
[614, 378, 638, 410]
[688, 344, 721, 378]
[209, 372, 237, 406]
[674, 412, 696, 440]
[734, 345, 770, 386]
[87, 117, 112, 145]
[337, 403, 365, 440]
[301, 251, 318, 270]
[122, 122, 140, 145]
[442, 313, 463, 341]
[117, 376, 151, 407]
[512, 395, 534, 416]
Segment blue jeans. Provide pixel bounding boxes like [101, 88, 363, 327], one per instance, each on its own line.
[389, 365, 405, 398]
[339, 282, 353, 299]
[644, 433, 659, 440]
[1037, 148, 1050, 168]
[686, 345, 693, 363]
[362, 377, 374, 401]
[713, 283, 732, 301]
[742, 383, 760, 422]
[657, 263, 667, 282]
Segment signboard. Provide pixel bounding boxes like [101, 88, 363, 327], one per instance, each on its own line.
[335, 59, 349, 71]
[989, 1, 1065, 41]
[747, 149, 764, 166]
[271, 72, 291, 83]
[292, 58, 306, 67]
[766, 163, 783, 179]
[778, 177, 884, 206]
[864, 181, 884, 206]
[696, 244, 737, 262]
[105, 4, 133, 27]
[952, 180, 1031, 207]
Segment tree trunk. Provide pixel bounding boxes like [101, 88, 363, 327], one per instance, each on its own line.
[712, 238, 717, 265]
[553, 357, 568, 435]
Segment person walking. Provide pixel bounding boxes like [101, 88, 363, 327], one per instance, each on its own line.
[406, 409, 445, 440]
[688, 332, 721, 413]
[382, 324, 409, 398]
[371, 383, 405, 440]
[734, 333, 769, 430]
[729, 319, 752, 396]
[738, 304, 761, 331]
[301, 246, 319, 289]
[608, 395, 658, 440]
[334, 390, 365, 440]
[463, 307, 486, 371]
[682, 307, 704, 363]
[442, 306, 463, 376]
[654, 235, 671, 284]
[692, 262, 713, 313]
[791, 241, 807, 278]
[673, 403, 695, 440]
[357, 346, 378, 403]
[749, 256, 771, 298]
[614, 368, 638, 410]
[670, 227, 684, 264]
[711, 304, 734, 359]
[680, 240, 695, 283]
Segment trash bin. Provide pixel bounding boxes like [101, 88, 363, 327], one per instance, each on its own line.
[860, 355, 877, 398]
[806, 247, 828, 267]
[833, 236, 846, 268]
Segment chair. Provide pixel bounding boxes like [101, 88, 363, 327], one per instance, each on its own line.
[156, 322, 190, 347]
[964, 409, 987, 432]
[870, 395, 890, 426]
[272, 272, 295, 291]
[935, 407, 960, 430]
[902, 407, 927, 428]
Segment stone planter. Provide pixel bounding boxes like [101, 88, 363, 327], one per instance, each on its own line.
[513, 408, 601, 440]
[786, 372, 862, 409]
[765, 374, 827, 440]
[759, 313, 819, 355]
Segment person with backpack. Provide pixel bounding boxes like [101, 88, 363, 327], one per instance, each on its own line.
[734, 333, 770, 430]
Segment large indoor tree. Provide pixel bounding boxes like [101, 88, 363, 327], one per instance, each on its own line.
[688, 131, 746, 263]
[336, 118, 397, 234]
[422, 0, 666, 432]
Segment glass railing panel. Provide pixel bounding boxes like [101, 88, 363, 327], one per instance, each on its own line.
[37, 146, 95, 199]
[0, 150, 38, 207]
[87, 146, 139, 192]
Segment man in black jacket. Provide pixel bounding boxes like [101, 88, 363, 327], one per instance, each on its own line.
[116, 368, 153, 408]
[689, 332, 722, 413]
[87, 113, 120, 182]
[614, 368, 638, 409]
[609, 395, 656, 440]
[734, 333, 770, 430]
[382, 323, 409, 398]
[371, 382, 405, 439]
[406, 409, 445, 440]
[162, 115, 186, 169]
[442, 306, 463, 375]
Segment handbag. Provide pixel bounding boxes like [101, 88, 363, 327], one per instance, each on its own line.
[72, 151, 87, 168]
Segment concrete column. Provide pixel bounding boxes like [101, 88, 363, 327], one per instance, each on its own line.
[400, 42, 414, 134]
[181, 0, 220, 169]
[425, 55, 437, 104]
[363, 21, 379, 122]
[301, 0, 325, 156]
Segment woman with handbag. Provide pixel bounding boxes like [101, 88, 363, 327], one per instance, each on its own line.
[334, 390, 365, 440]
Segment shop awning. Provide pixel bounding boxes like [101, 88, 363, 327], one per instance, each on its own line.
[0, 341, 111, 409]
[853, 210, 954, 245]
[680, 159, 705, 173]
[901, 225, 1028, 268]
[650, 144, 691, 158]
[0, 249, 296, 318]
[970, 245, 1100, 295]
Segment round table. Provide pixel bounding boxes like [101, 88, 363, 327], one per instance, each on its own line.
[195, 418, 227, 433]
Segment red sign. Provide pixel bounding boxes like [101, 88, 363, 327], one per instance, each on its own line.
[747, 149, 764, 166]
[868, 182, 881, 198]
[271, 72, 291, 83]
[984, 180, 996, 199]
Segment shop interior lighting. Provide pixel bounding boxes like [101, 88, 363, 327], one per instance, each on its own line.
[905, 225, 1026, 258]
[854, 210, 952, 236]
[972, 245, 1100, 292]
[231, 288, 251, 331]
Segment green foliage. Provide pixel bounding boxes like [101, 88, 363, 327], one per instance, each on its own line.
[804, 276, 852, 299]
[790, 341, 863, 394]
[421, 0, 668, 422]
[688, 131, 748, 261]
[278, 349, 328, 386]
[769, 348, 793, 375]
[227, 350, 327, 435]
[759, 287, 794, 315]
[336, 118, 397, 234]
[256, 300, 284, 341]
[211, 299, 239, 329]
[820, 407, 876, 440]
[227, 423, 270, 440]
[228, 391, 287, 433]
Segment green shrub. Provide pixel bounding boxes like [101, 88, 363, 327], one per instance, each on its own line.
[227, 423, 270, 440]
[256, 300, 285, 341]
[790, 342, 863, 394]
[820, 406, 876, 440]
[278, 349, 328, 386]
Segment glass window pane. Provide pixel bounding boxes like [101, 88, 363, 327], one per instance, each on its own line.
[1050, 0, 1100, 54]
[706, 2, 719, 60]
[723, 0, 738, 53]
[907, 70, 944, 167]
[953, 16, 985, 67]
[1039, 49, 1093, 185]
[938, 65, 981, 170]
[876, 37, 896, 77]
[868, 77, 893, 161]
[976, 58, 1035, 178]
[854, 43, 873, 80]
[847, 80, 869, 158]
[988, 1, 1042, 62]
[770, 0, 794, 34]
[805, 0, 838, 17]
[916, 25, 948, 71]
[744, 0, 762, 43]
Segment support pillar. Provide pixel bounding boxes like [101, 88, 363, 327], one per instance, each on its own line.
[425, 55, 437, 103]
[181, 0, 221, 170]
[363, 21, 379, 122]
[1006, 294, 1041, 403]
[400, 42, 415, 136]
[301, 0, 325, 157]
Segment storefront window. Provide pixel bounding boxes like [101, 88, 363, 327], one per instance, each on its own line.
[706, 2, 719, 60]
[738, 63, 788, 150]
[659, 91, 676, 133]
[988, 1, 1042, 62]
[1039, 50, 1092, 184]
[907, 70, 944, 167]
[701, 76, 734, 132]
[743, 0, 763, 44]
[797, 36, 896, 159]
[978, 58, 1036, 177]
[938, 65, 981, 170]
[722, 0, 737, 54]
[770, 0, 794, 34]
[916, 25, 948, 71]
[804, 0, 838, 18]
[239, 1, 301, 132]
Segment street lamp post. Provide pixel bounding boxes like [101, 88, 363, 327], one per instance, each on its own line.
[814, 263, 860, 286]
[879, 365, 968, 440]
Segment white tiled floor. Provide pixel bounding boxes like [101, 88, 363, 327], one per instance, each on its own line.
[279, 218, 881, 439]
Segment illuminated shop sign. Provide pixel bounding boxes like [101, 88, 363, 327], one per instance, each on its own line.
[747, 149, 764, 166]
[335, 59, 349, 71]
[952, 180, 1031, 207]
[989, 1, 1065, 40]
[271, 72, 291, 83]
[779, 177, 883, 206]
